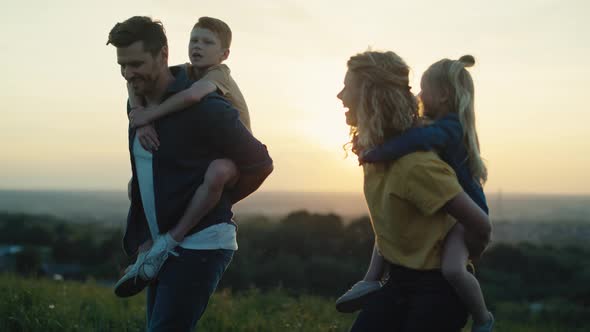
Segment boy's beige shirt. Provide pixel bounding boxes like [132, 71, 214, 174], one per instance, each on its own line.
[189, 64, 251, 132]
[363, 151, 462, 270]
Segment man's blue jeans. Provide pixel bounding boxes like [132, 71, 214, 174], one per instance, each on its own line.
[146, 247, 234, 331]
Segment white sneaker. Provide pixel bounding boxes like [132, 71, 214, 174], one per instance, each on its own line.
[335, 280, 383, 313]
[138, 233, 179, 281]
[114, 250, 150, 297]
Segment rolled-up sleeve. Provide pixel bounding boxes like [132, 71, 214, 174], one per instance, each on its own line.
[403, 157, 463, 216]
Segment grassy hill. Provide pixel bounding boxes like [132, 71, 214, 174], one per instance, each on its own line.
[1, 274, 586, 332]
[1, 274, 353, 332]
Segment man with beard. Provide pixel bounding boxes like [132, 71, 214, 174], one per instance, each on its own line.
[107, 16, 273, 331]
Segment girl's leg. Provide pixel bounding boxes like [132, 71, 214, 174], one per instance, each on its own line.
[168, 159, 238, 242]
[441, 224, 490, 325]
[364, 243, 386, 281]
[336, 243, 385, 313]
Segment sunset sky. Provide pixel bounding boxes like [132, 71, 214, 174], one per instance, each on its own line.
[1, 0, 589, 194]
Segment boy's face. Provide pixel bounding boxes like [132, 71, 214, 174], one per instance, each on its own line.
[188, 27, 229, 69]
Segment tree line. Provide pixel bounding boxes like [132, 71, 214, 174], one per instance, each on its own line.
[1, 211, 589, 313]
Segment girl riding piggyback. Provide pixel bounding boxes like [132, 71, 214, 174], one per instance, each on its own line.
[337, 55, 494, 332]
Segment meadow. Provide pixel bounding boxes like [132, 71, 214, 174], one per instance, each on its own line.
[1, 274, 354, 332]
[1, 211, 589, 331]
[1, 274, 586, 332]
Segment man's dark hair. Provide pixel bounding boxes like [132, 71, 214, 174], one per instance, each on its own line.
[107, 16, 167, 55]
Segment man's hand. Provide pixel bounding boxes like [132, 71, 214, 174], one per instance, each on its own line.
[129, 106, 155, 129]
[136, 123, 160, 152]
[230, 163, 273, 204]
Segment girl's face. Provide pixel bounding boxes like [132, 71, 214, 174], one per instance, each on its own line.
[419, 75, 446, 119]
[337, 70, 361, 126]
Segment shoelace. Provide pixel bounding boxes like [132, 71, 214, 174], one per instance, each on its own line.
[131, 251, 149, 285]
[137, 248, 179, 282]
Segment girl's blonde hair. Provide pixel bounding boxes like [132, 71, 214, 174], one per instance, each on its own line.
[424, 55, 487, 185]
[346, 51, 418, 155]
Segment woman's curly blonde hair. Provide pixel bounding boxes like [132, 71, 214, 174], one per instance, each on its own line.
[346, 51, 418, 156]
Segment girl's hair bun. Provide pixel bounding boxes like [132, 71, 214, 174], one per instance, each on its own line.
[459, 55, 475, 68]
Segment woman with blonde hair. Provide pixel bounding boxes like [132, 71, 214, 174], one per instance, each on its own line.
[336, 50, 492, 331]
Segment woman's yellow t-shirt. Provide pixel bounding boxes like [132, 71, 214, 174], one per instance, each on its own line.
[363, 151, 463, 270]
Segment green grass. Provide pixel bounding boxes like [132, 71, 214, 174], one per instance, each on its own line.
[0, 274, 585, 332]
[0, 274, 354, 332]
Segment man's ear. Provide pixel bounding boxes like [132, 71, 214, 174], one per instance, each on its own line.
[221, 48, 230, 61]
[158, 45, 169, 63]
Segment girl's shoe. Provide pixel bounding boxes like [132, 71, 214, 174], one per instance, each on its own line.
[335, 280, 383, 313]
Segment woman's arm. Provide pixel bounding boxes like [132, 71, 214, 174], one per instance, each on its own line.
[129, 80, 217, 128]
[444, 192, 492, 259]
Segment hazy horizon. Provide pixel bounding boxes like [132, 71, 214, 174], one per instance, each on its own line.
[2, 189, 589, 225]
[2, 187, 590, 197]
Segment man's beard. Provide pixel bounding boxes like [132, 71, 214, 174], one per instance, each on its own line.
[130, 74, 157, 97]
